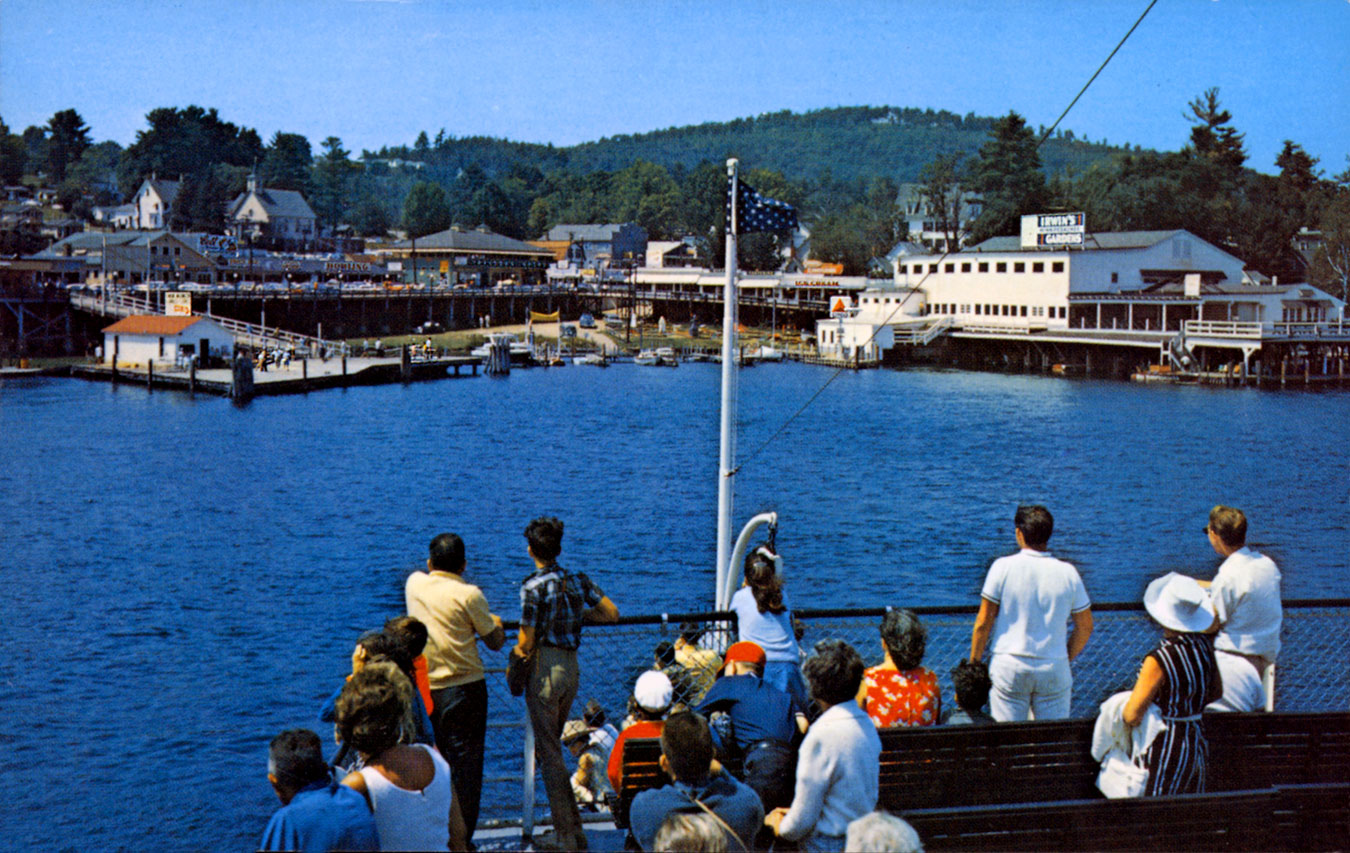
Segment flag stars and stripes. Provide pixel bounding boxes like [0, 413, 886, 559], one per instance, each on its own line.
[726, 180, 799, 235]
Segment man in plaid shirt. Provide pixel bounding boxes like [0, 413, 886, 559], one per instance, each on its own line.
[513, 516, 618, 850]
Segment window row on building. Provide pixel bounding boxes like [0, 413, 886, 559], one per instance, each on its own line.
[925, 303, 1068, 319]
[899, 259, 1066, 275]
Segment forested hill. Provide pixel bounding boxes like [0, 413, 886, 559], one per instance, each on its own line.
[371, 106, 1136, 184]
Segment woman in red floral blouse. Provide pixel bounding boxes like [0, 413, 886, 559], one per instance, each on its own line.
[859, 609, 941, 727]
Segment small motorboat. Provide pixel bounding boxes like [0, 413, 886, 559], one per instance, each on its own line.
[576, 352, 609, 367]
[655, 347, 679, 367]
[635, 349, 660, 366]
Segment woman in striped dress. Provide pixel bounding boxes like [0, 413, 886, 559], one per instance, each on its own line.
[1124, 573, 1222, 795]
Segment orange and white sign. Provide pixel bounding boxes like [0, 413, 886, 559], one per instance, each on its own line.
[165, 291, 192, 317]
[829, 295, 852, 317]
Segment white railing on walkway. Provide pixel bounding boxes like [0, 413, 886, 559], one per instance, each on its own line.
[1183, 319, 1350, 340]
[893, 317, 952, 345]
[72, 290, 349, 356]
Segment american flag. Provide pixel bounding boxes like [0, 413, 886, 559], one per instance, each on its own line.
[726, 180, 798, 235]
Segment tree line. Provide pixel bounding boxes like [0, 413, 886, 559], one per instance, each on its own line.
[2, 96, 1346, 299]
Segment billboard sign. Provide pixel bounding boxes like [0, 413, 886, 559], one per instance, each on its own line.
[165, 291, 192, 317]
[1021, 212, 1085, 248]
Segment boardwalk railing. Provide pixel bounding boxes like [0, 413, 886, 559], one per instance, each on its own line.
[71, 290, 350, 357]
[473, 600, 1350, 830]
[1184, 319, 1350, 340]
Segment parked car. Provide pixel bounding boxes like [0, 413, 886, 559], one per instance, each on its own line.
[579, 313, 596, 329]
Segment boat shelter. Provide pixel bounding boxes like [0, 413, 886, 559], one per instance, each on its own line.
[102, 314, 234, 368]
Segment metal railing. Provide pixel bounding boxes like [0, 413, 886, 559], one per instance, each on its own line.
[473, 600, 1350, 829]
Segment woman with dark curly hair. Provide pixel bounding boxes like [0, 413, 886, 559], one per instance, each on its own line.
[765, 640, 880, 853]
[336, 666, 468, 851]
[860, 609, 941, 727]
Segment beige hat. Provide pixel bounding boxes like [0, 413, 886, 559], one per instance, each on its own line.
[1144, 572, 1217, 634]
[561, 719, 591, 744]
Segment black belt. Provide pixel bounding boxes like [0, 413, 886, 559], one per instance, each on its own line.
[745, 738, 793, 754]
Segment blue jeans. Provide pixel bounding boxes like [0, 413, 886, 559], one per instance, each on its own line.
[762, 660, 812, 714]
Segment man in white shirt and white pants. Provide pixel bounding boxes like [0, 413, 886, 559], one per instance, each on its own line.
[1197, 505, 1281, 712]
[970, 505, 1094, 722]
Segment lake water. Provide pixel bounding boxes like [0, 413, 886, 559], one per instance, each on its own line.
[3, 363, 1348, 849]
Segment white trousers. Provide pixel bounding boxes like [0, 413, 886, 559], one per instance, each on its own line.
[1207, 649, 1265, 712]
[989, 654, 1073, 721]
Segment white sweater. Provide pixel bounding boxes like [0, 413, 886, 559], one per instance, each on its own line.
[778, 701, 881, 841]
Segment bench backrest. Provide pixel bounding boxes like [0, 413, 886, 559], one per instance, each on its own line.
[614, 711, 1350, 825]
[902, 782, 1350, 852]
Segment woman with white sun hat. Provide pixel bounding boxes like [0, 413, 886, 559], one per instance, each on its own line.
[1123, 572, 1223, 796]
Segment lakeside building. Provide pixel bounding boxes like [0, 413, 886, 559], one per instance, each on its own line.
[30, 230, 219, 286]
[893, 222, 1344, 332]
[539, 223, 648, 269]
[379, 224, 554, 287]
[895, 182, 983, 251]
[226, 173, 319, 251]
[101, 314, 234, 368]
[131, 176, 181, 230]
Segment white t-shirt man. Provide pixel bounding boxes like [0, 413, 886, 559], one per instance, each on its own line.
[1208, 546, 1281, 712]
[977, 548, 1092, 721]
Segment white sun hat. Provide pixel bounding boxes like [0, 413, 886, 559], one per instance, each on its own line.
[633, 670, 674, 713]
[1143, 572, 1217, 634]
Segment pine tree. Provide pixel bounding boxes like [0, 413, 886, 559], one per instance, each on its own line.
[966, 112, 1047, 243]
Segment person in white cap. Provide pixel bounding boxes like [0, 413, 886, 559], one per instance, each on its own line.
[607, 670, 674, 792]
[1123, 572, 1221, 796]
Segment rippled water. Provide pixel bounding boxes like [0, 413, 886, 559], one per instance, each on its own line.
[3, 364, 1347, 849]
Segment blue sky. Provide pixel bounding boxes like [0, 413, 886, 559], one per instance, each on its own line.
[2, 0, 1347, 175]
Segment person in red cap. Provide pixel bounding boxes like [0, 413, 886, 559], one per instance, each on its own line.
[694, 640, 809, 811]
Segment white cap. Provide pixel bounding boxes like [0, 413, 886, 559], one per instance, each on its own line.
[633, 670, 673, 713]
[1144, 572, 1217, 634]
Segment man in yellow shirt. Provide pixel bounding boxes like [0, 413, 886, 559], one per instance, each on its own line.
[405, 532, 505, 842]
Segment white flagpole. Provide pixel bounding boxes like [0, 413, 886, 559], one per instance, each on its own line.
[716, 159, 739, 609]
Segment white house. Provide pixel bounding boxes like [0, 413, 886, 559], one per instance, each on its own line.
[102, 315, 235, 367]
[814, 294, 898, 361]
[227, 172, 318, 250]
[132, 177, 182, 230]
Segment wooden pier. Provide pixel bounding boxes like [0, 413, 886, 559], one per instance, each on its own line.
[69, 354, 481, 398]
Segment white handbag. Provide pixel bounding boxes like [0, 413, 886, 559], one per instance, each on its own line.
[1096, 747, 1149, 798]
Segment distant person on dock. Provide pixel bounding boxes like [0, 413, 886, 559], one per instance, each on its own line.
[943, 659, 995, 725]
[608, 670, 673, 793]
[404, 532, 505, 841]
[969, 505, 1094, 721]
[1196, 506, 1282, 712]
[335, 667, 468, 851]
[731, 544, 812, 713]
[1124, 573, 1221, 795]
[514, 515, 619, 851]
[860, 609, 941, 727]
[628, 711, 765, 853]
[259, 729, 378, 852]
[694, 640, 809, 812]
[765, 640, 880, 853]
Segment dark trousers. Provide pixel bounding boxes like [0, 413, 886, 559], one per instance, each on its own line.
[743, 740, 797, 811]
[431, 679, 489, 837]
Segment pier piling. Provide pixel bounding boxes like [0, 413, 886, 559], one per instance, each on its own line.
[147, 360, 153, 392]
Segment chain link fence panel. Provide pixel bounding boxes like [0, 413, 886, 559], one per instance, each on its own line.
[476, 602, 1349, 827]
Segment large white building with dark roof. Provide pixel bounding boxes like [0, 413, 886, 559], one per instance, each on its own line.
[227, 173, 318, 250]
[381, 224, 555, 287]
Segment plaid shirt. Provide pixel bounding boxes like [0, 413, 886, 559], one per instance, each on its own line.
[519, 563, 605, 650]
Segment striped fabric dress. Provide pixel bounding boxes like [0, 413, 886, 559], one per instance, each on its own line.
[1144, 632, 1217, 796]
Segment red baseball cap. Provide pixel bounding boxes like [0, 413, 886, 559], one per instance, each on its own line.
[724, 641, 766, 668]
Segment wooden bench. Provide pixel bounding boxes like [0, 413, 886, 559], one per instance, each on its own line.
[614, 711, 1350, 828]
[901, 782, 1350, 852]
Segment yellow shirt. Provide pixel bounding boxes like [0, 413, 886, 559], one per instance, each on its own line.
[405, 570, 498, 689]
